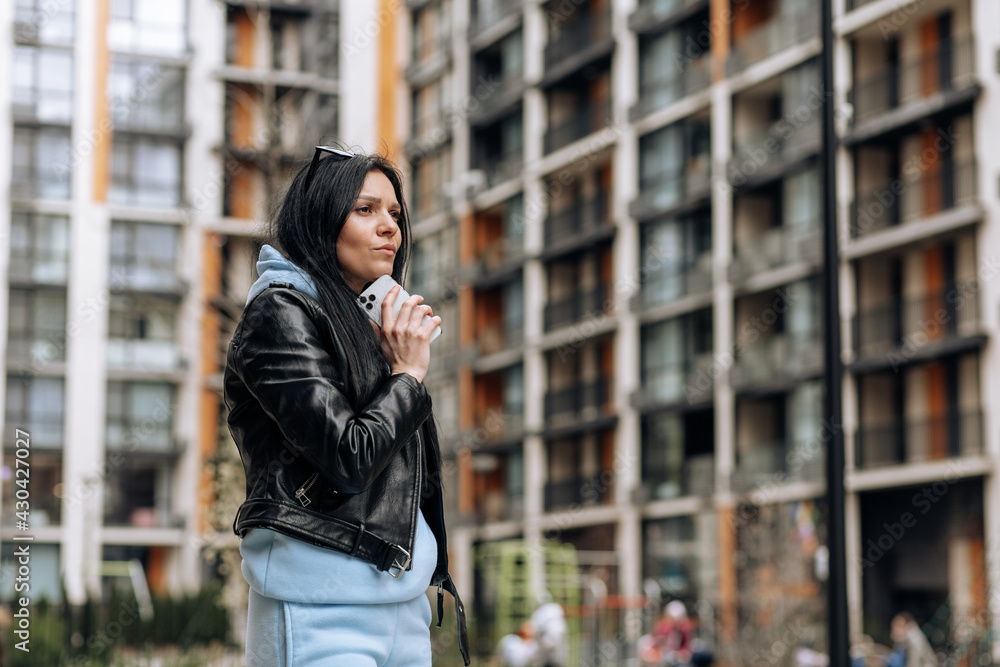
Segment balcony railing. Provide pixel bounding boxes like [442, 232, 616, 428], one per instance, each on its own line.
[632, 57, 710, 120]
[109, 264, 185, 294]
[728, 115, 821, 184]
[544, 378, 611, 421]
[544, 8, 612, 71]
[629, 0, 707, 30]
[8, 333, 67, 365]
[850, 160, 977, 239]
[851, 37, 976, 126]
[729, 224, 821, 281]
[106, 423, 177, 455]
[853, 283, 980, 359]
[106, 339, 183, 371]
[726, 11, 819, 75]
[10, 251, 68, 284]
[477, 490, 524, 523]
[544, 193, 610, 244]
[642, 453, 715, 501]
[13, 86, 73, 124]
[544, 473, 613, 511]
[4, 413, 63, 449]
[855, 411, 983, 469]
[484, 149, 524, 188]
[731, 334, 823, 388]
[633, 156, 711, 217]
[544, 98, 611, 154]
[640, 353, 715, 406]
[638, 260, 712, 309]
[732, 441, 824, 493]
[475, 235, 524, 276]
[470, 0, 521, 40]
[544, 284, 612, 331]
[476, 322, 524, 355]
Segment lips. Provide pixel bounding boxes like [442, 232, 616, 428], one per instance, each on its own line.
[375, 246, 396, 256]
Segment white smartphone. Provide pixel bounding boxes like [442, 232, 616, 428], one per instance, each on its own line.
[357, 275, 442, 343]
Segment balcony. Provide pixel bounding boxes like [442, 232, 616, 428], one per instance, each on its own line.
[544, 8, 612, 75]
[470, 0, 521, 43]
[10, 251, 68, 285]
[853, 284, 982, 362]
[109, 263, 186, 297]
[850, 37, 976, 128]
[640, 454, 715, 502]
[106, 339, 184, 371]
[476, 323, 524, 356]
[13, 85, 73, 125]
[631, 57, 711, 121]
[544, 98, 611, 155]
[405, 38, 452, 87]
[628, 0, 708, 34]
[635, 354, 715, 408]
[728, 115, 821, 187]
[544, 284, 612, 332]
[483, 149, 523, 189]
[731, 334, 823, 389]
[476, 489, 524, 523]
[635, 260, 712, 310]
[855, 411, 983, 469]
[728, 224, 822, 282]
[544, 473, 613, 512]
[850, 160, 977, 239]
[544, 193, 611, 245]
[4, 414, 63, 450]
[472, 236, 525, 283]
[106, 423, 179, 457]
[726, 11, 819, 76]
[732, 441, 824, 493]
[467, 75, 525, 128]
[544, 379, 611, 422]
[631, 158, 711, 220]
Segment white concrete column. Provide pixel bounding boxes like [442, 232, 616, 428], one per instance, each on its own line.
[63, 0, 110, 605]
[710, 81, 734, 495]
[338, 0, 379, 150]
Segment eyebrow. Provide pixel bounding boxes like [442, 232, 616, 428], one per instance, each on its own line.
[357, 194, 401, 209]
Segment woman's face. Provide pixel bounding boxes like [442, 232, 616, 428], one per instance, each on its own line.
[336, 170, 403, 293]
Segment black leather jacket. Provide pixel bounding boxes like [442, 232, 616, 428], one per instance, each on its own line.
[224, 283, 469, 665]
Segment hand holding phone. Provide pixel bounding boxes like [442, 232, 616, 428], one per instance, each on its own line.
[357, 275, 442, 343]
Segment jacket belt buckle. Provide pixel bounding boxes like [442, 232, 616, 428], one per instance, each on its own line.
[387, 546, 411, 579]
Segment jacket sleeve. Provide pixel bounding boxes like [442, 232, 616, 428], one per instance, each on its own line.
[232, 289, 432, 494]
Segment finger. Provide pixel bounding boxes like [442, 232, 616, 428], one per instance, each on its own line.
[395, 294, 421, 333]
[410, 303, 433, 327]
[420, 314, 442, 335]
[381, 285, 401, 330]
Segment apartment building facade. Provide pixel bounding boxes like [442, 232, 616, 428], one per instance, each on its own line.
[397, 0, 1000, 662]
[0, 0, 377, 613]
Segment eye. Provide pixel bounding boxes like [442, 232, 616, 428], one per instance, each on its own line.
[356, 205, 372, 214]
[389, 210, 401, 220]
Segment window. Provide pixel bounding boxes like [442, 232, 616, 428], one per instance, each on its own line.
[639, 120, 710, 207]
[109, 221, 181, 291]
[0, 543, 61, 603]
[107, 295, 180, 369]
[5, 376, 64, 448]
[504, 364, 524, 419]
[2, 453, 61, 526]
[105, 381, 175, 453]
[641, 310, 713, 403]
[12, 127, 71, 200]
[13, 46, 73, 123]
[109, 57, 185, 133]
[15, 0, 74, 44]
[503, 276, 524, 338]
[641, 211, 712, 304]
[10, 212, 69, 284]
[110, 137, 182, 207]
[411, 150, 452, 219]
[103, 461, 175, 527]
[8, 289, 67, 366]
[108, 0, 186, 55]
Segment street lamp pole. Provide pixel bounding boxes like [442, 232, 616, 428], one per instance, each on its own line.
[820, 0, 850, 664]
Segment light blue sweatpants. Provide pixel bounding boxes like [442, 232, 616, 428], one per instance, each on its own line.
[246, 587, 433, 666]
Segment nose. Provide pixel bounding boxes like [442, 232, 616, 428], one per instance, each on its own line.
[377, 209, 399, 237]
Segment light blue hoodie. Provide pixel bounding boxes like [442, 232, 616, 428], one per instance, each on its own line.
[239, 244, 437, 605]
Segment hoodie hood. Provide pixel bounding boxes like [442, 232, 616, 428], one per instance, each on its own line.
[246, 244, 320, 306]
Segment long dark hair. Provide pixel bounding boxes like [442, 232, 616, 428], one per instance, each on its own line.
[267, 149, 411, 408]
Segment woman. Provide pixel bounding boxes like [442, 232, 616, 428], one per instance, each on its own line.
[224, 146, 470, 666]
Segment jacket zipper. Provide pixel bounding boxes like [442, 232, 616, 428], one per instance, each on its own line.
[406, 432, 421, 558]
[295, 472, 320, 507]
